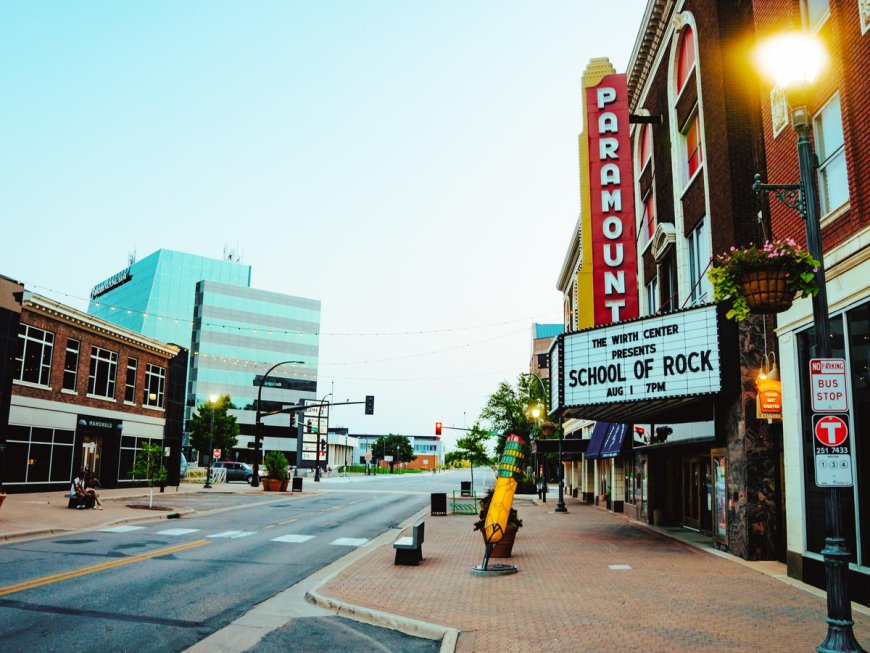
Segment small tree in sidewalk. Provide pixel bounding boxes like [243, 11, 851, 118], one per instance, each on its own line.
[133, 443, 168, 508]
[454, 424, 493, 495]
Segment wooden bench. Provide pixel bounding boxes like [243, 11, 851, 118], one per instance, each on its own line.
[66, 492, 94, 510]
[393, 521, 424, 565]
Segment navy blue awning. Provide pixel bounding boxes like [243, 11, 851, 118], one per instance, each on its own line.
[600, 423, 631, 458]
[585, 421, 609, 460]
[586, 422, 631, 460]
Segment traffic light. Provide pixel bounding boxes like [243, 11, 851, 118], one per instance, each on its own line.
[365, 395, 375, 415]
[435, 421, 442, 436]
[290, 412, 297, 427]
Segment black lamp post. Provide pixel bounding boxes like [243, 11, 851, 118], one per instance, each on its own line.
[523, 372, 566, 512]
[203, 394, 218, 489]
[253, 360, 304, 487]
[754, 33, 863, 653]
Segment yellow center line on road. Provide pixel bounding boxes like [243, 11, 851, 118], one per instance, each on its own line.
[276, 517, 298, 526]
[0, 539, 212, 597]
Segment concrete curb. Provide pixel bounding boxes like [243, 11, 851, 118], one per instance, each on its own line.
[303, 505, 461, 652]
[184, 505, 460, 653]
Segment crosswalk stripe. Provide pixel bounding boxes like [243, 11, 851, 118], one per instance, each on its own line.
[100, 526, 147, 533]
[330, 537, 369, 547]
[270, 534, 315, 543]
[207, 530, 255, 539]
[156, 528, 200, 536]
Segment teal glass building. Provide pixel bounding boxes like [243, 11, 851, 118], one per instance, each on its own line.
[88, 249, 252, 348]
[87, 250, 320, 459]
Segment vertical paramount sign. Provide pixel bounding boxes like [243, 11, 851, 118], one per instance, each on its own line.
[585, 72, 638, 324]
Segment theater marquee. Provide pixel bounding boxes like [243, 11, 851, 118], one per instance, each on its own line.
[550, 304, 721, 413]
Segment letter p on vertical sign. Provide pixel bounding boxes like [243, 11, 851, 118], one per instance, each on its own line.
[597, 87, 616, 108]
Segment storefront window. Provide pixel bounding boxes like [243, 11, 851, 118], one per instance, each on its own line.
[846, 303, 869, 565]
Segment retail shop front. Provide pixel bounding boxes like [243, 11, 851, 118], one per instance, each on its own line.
[550, 304, 754, 552]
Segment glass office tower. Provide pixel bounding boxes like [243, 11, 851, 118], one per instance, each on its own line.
[189, 280, 319, 423]
[88, 249, 251, 349]
[87, 250, 320, 459]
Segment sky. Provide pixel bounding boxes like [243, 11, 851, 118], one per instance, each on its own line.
[1, 1, 646, 452]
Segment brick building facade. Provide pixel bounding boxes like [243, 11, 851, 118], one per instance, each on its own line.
[1, 289, 187, 492]
[753, 0, 870, 604]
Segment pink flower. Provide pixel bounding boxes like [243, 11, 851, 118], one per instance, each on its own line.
[785, 272, 790, 277]
[813, 267, 819, 272]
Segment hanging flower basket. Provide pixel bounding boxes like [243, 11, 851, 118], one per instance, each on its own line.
[708, 239, 820, 321]
[540, 421, 557, 437]
[738, 267, 795, 314]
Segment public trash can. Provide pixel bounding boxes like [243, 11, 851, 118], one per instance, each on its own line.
[431, 492, 447, 516]
[460, 481, 472, 497]
[292, 477, 303, 492]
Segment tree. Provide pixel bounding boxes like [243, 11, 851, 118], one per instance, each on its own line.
[453, 423, 493, 493]
[479, 377, 533, 455]
[188, 394, 240, 459]
[132, 443, 167, 508]
[444, 450, 466, 467]
[371, 434, 415, 473]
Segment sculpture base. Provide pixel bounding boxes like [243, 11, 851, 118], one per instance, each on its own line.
[471, 563, 517, 577]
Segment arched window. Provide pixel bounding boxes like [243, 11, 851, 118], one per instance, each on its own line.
[685, 113, 703, 179]
[676, 26, 695, 95]
[640, 124, 653, 170]
[640, 191, 655, 248]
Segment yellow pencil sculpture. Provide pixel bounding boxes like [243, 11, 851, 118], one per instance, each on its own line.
[477, 434, 526, 575]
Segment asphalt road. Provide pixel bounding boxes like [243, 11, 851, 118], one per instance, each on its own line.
[0, 469, 479, 652]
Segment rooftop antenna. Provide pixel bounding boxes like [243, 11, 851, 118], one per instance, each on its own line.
[128, 246, 137, 266]
[223, 244, 244, 263]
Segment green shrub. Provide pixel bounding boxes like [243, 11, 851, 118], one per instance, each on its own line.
[264, 451, 289, 481]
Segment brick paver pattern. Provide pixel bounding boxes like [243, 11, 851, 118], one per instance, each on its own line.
[319, 500, 870, 652]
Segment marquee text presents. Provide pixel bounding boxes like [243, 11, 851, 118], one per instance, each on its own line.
[561, 305, 721, 407]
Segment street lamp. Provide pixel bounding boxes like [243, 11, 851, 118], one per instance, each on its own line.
[754, 32, 863, 653]
[203, 394, 219, 489]
[523, 372, 566, 512]
[314, 393, 332, 482]
[253, 360, 305, 487]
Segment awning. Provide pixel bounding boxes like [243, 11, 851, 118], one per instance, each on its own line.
[600, 423, 630, 458]
[585, 421, 609, 459]
[586, 422, 631, 460]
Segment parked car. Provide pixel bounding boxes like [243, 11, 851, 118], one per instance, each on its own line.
[211, 461, 253, 484]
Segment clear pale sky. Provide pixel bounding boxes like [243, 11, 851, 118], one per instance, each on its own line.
[1, 1, 646, 451]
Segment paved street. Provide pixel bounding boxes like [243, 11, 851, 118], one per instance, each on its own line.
[0, 474, 436, 652]
[2, 469, 868, 652]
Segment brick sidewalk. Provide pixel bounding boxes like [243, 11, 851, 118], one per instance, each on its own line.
[0, 481, 267, 540]
[318, 500, 870, 652]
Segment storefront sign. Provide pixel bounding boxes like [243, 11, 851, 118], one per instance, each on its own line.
[813, 413, 853, 487]
[90, 267, 133, 299]
[77, 416, 123, 434]
[809, 358, 849, 412]
[585, 73, 639, 325]
[560, 304, 720, 408]
[755, 376, 783, 421]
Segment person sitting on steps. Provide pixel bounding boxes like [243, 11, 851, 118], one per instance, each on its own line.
[85, 470, 103, 510]
[72, 468, 102, 510]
